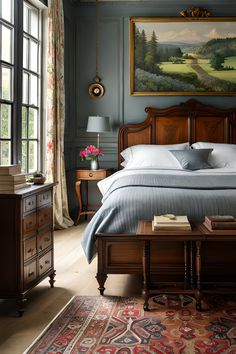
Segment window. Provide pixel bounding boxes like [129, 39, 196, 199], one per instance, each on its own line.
[0, 0, 46, 173]
[22, 1, 41, 173]
[0, 0, 14, 165]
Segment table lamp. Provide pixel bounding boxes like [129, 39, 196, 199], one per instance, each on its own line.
[86, 116, 111, 148]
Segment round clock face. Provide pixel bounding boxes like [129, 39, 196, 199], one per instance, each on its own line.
[88, 82, 105, 99]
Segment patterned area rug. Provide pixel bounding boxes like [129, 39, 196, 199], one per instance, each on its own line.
[25, 295, 236, 354]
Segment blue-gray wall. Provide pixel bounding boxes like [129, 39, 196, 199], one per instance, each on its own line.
[64, 0, 236, 218]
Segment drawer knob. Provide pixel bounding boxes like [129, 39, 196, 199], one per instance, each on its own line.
[89, 172, 93, 177]
[44, 237, 50, 242]
[28, 271, 34, 277]
[45, 260, 50, 264]
[27, 248, 34, 253]
[40, 265, 43, 269]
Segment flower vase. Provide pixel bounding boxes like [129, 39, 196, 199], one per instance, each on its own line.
[90, 158, 99, 170]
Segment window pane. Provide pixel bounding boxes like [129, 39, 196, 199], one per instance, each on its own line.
[21, 141, 27, 172]
[23, 72, 29, 104]
[23, 3, 29, 32]
[1, 25, 12, 63]
[1, 66, 12, 100]
[30, 40, 38, 72]
[30, 7, 38, 38]
[0, 141, 11, 165]
[30, 74, 38, 106]
[29, 141, 37, 173]
[0, 104, 11, 138]
[1, 0, 13, 23]
[28, 108, 37, 138]
[22, 106, 27, 139]
[23, 37, 29, 69]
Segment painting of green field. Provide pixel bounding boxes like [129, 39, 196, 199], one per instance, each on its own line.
[131, 18, 236, 94]
[160, 63, 195, 74]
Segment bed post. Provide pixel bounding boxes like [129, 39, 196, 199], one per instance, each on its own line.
[96, 237, 107, 295]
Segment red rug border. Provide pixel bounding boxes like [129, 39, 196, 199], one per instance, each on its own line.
[23, 295, 77, 354]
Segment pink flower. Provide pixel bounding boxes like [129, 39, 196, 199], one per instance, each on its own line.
[80, 145, 103, 161]
[80, 151, 88, 158]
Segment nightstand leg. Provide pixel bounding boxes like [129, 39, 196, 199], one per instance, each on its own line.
[75, 180, 82, 225]
[85, 180, 88, 220]
[142, 240, 150, 311]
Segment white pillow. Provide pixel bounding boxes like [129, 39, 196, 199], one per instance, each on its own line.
[121, 143, 190, 169]
[192, 142, 236, 168]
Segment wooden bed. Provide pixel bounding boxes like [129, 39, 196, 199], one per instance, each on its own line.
[96, 99, 236, 295]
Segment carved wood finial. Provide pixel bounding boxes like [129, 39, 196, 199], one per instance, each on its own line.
[179, 7, 211, 18]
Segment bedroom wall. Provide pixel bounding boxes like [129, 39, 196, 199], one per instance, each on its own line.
[64, 0, 236, 217]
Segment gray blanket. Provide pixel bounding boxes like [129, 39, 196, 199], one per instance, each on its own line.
[81, 174, 236, 263]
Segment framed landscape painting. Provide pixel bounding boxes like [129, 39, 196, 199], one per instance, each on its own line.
[130, 17, 236, 95]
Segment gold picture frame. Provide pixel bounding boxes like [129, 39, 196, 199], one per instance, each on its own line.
[130, 16, 236, 96]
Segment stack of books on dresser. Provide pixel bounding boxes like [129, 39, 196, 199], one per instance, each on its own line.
[0, 165, 28, 193]
[203, 215, 236, 231]
[152, 214, 191, 231]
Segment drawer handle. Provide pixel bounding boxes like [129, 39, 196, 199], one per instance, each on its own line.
[44, 237, 50, 242]
[28, 271, 34, 277]
[89, 172, 93, 177]
[45, 260, 50, 264]
[27, 248, 34, 253]
[40, 265, 43, 269]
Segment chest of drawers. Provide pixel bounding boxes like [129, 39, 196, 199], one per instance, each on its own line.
[0, 183, 55, 316]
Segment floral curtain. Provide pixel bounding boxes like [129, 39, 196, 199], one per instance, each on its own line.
[47, 0, 74, 229]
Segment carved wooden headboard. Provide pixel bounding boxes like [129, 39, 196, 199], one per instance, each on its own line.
[118, 99, 236, 168]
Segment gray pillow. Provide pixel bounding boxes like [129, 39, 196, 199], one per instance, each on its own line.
[170, 149, 213, 170]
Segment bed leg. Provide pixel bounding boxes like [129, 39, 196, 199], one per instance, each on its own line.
[96, 273, 107, 295]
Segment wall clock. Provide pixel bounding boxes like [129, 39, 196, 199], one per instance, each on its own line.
[88, 78, 105, 99]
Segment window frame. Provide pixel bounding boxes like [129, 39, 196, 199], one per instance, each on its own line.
[0, 0, 15, 165]
[22, 0, 41, 174]
[0, 0, 47, 174]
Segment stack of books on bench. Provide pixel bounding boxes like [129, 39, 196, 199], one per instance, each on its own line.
[152, 214, 191, 231]
[203, 215, 236, 231]
[0, 165, 28, 193]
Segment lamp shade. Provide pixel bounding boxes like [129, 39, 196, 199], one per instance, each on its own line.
[86, 116, 111, 133]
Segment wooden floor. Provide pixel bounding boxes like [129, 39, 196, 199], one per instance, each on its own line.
[0, 222, 142, 354]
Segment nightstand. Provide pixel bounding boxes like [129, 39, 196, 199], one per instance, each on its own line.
[75, 168, 112, 224]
